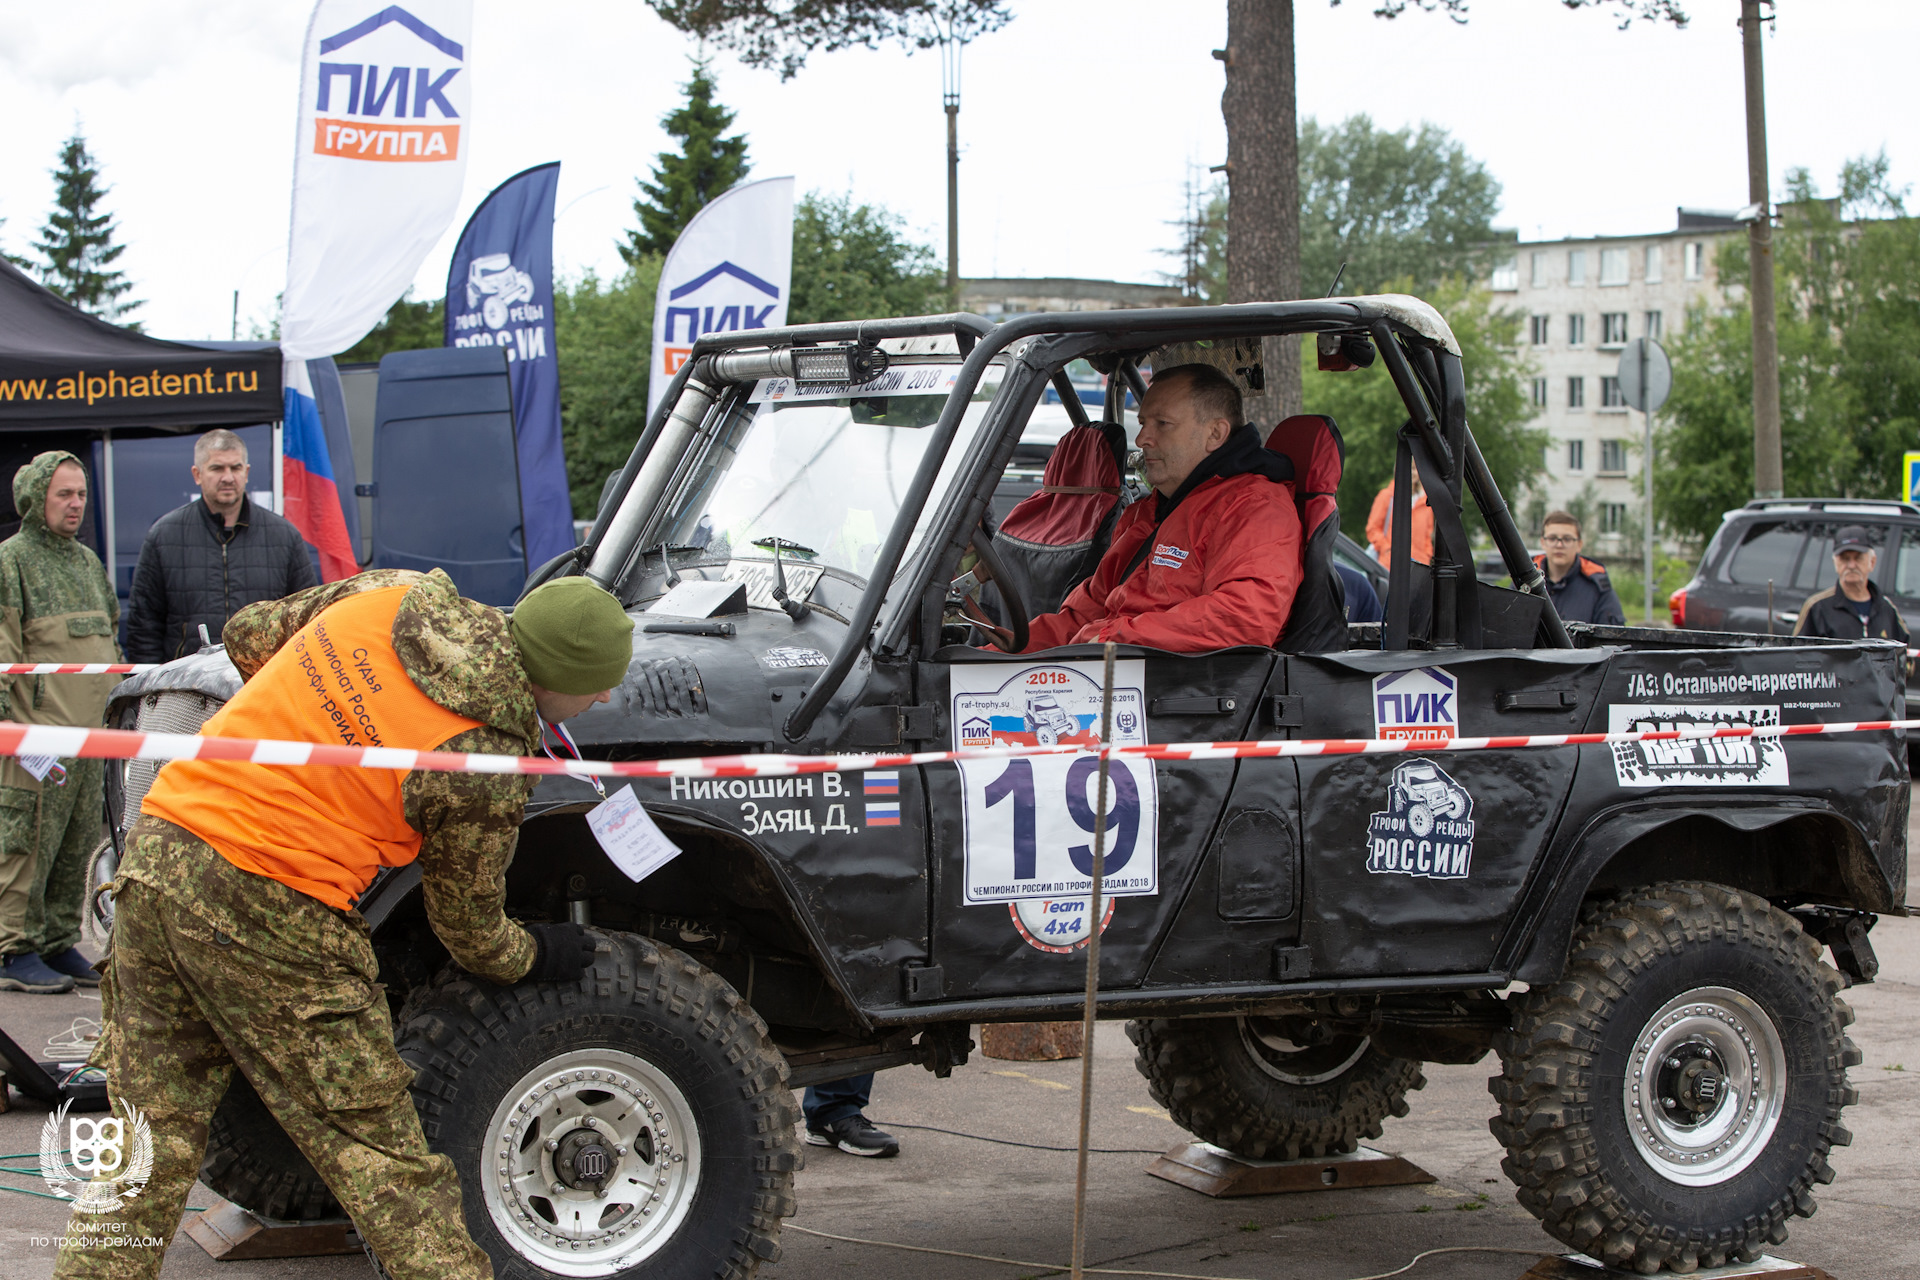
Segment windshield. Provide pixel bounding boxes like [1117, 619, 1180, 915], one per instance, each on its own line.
[655, 361, 1002, 584]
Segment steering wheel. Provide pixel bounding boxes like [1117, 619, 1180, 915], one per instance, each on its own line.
[967, 525, 1030, 654]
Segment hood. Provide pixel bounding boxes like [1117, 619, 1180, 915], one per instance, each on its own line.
[14, 449, 82, 535]
[1154, 423, 1294, 521]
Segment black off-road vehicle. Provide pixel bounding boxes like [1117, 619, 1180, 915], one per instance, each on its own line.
[106, 297, 1903, 1278]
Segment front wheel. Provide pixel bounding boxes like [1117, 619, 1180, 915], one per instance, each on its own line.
[1127, 1016, 1424, 1160]
[1491, 882, 1859, 1273]
[395, 933, 800, 1280]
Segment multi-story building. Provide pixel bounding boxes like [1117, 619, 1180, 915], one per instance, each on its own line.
[960, 276, 1185, 318]
[1491, 209, 1744, 551]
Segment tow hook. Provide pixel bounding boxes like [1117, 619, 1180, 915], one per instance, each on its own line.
[1792, 908, 1879, 985]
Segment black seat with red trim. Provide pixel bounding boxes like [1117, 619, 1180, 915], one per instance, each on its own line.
[989, 421, 1132, 616]
[1267, 413, 1349, 653]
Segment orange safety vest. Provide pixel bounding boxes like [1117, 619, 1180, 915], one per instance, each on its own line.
[141, 585, 484, 911]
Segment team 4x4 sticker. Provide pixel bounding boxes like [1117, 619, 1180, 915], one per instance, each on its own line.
[1608, 704, 1789, 787]
[951, 661, 1160, 943]
[1366, 758, 1476, 880]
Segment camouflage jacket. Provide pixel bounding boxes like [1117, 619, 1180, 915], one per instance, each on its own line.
[0, 451, 121, 791]
[218, 568, 540, 983]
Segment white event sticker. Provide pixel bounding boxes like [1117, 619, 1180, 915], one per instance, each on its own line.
[1607, 704, 1788, 787]
[952, 660, 1159, 905]
[586, 786, 684, 882]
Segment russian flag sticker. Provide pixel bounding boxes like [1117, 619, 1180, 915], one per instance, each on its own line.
[864, 771, 900, 796]
[863, 773, 901, 826]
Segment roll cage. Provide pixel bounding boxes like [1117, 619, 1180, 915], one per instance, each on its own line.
[570, 299, 1569, 743]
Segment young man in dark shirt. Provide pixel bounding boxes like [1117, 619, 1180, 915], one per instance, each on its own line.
[1794, 525, 1908, 642]
[1533, 511, 1625, 626]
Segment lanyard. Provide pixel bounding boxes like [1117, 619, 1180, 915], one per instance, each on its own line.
[541, 718, 606, 800]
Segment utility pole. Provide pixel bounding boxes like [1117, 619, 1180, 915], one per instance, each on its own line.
[1741, 0, 1783, 499]
[941, 30, 962, 309]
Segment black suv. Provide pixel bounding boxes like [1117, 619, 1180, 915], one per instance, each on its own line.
[1671, 498, 1920, 634]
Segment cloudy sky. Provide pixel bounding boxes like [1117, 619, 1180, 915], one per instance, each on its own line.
[1, 0, 1913, 341]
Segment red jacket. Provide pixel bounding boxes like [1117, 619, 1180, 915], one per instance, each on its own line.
[1022, 472, 1302, 652]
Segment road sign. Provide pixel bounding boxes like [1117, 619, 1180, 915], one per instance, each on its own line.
[1904, 452, 1920, 503]
[1617, 338, 1672, 414]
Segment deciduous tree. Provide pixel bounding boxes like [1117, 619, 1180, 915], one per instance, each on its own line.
[789, 192, 945, 324]
[1657, 154, 1920, 542]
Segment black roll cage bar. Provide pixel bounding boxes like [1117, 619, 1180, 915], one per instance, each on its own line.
[576, 300, 1564, 742]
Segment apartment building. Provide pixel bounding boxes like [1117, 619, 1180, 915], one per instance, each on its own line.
[1492, 209, 1742, 550]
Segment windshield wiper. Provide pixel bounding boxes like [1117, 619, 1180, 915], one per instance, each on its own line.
[752, 536, 816, 623]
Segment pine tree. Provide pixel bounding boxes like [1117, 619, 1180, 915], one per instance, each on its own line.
[34, 132, 140, 321]
[619, 60, 750, 264]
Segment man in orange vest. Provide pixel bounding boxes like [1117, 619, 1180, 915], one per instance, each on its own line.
[54, 569, 633, 1280]
[1365, 472, 1433, 569]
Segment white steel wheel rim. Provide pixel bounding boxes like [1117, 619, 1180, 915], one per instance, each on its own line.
[481, 1047, 702, 1277]
[1624, 985, 1786, 1187]
[1238, 1018, 1371, 1086]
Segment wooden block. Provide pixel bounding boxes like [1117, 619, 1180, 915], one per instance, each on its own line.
[1518, 1253, 1830, 1280]
[182, 1198, 361, 1260]
[1144, 1141, 1436, 1198]
[980, 1020, 1084, 1061]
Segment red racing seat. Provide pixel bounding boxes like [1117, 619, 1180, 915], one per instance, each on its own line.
[991, 422, 1131, 615]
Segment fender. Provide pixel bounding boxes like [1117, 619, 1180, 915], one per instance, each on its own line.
[358, 796, 886, 1032]
[1502, 797, 1896, 984]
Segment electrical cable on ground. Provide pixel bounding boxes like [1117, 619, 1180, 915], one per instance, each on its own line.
[785, 1223, 1550, 1280]
[867, 1119, 1164, 1156]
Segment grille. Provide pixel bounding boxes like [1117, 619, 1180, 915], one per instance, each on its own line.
[121, 690, 226, 831]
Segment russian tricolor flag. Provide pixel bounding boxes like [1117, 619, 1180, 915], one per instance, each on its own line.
[864, 770, 901, 826]
[283, 361, 359, 582]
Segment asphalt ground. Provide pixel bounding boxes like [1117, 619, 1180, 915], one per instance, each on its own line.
[4, 808, 1917, 1280]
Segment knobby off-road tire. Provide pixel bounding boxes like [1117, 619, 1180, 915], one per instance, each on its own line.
[1127, 1016, 1425, 1159]
[395, 932, 801, 1280]
[200, 1072, 344, 1221]
[1491, 882, 1859, 1274]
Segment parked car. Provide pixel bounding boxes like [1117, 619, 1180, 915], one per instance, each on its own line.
[1669, 498, 1920, 635]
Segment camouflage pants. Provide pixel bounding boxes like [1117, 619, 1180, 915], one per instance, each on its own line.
[52, 819, 491, 1280]
[0, 761, 103, 957]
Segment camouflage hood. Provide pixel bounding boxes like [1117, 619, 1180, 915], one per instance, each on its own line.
[13, 450, 83, 536]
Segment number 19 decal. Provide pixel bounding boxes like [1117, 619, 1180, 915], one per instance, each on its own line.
[953, 660, 1160, 905]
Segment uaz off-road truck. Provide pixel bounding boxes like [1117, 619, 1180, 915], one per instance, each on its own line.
[106, 296, 1903, 1278]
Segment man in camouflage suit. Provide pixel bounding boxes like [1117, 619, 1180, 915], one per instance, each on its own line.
[0, 451, 121, 994]
[54, 569, 634, 1280]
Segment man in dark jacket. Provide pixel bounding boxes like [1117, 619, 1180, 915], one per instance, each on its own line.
[126, 429, 319, 663]
[1533, 510, 1625, 625]
[1795, 525, 1909, 642]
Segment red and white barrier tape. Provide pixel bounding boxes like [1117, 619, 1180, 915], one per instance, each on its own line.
[0, 717, 1908, 782]
[0, 663, 157, 675]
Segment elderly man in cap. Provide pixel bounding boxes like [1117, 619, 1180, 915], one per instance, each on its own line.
[1794, 525, 1909, 643]
[55, 569, 634, 1280]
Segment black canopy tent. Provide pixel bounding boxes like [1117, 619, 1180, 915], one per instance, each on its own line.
[0, 258, 283, 583]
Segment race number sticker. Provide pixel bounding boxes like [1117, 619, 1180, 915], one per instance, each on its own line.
[952, 661, 1159, 904]
[1607, 704, 1789, 787]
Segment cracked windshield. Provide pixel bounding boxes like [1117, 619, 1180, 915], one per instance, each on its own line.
[658, 362, 1003, 585]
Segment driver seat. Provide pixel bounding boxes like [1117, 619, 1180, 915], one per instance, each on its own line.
[989, 422, 1131, 615]
[1268, 414, 1350, 653]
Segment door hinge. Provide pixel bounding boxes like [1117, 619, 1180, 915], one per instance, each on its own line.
[1273, 945, 1311, 980]
[842, 705, 938, 748]
[1265, 694, 1304, 727]
[902, 962, 945, 1002]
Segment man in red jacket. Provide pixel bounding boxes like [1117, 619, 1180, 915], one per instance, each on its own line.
[985, 363, 1301, 653]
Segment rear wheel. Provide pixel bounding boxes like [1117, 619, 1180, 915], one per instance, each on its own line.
[199, 1072, 343, 1222]
[396, 932, 800, 1280]
[1127, 1016, 1424, 1159]
[1491, 882, 1858, 1273]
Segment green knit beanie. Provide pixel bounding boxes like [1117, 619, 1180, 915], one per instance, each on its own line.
[510, 578, 634, 695]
